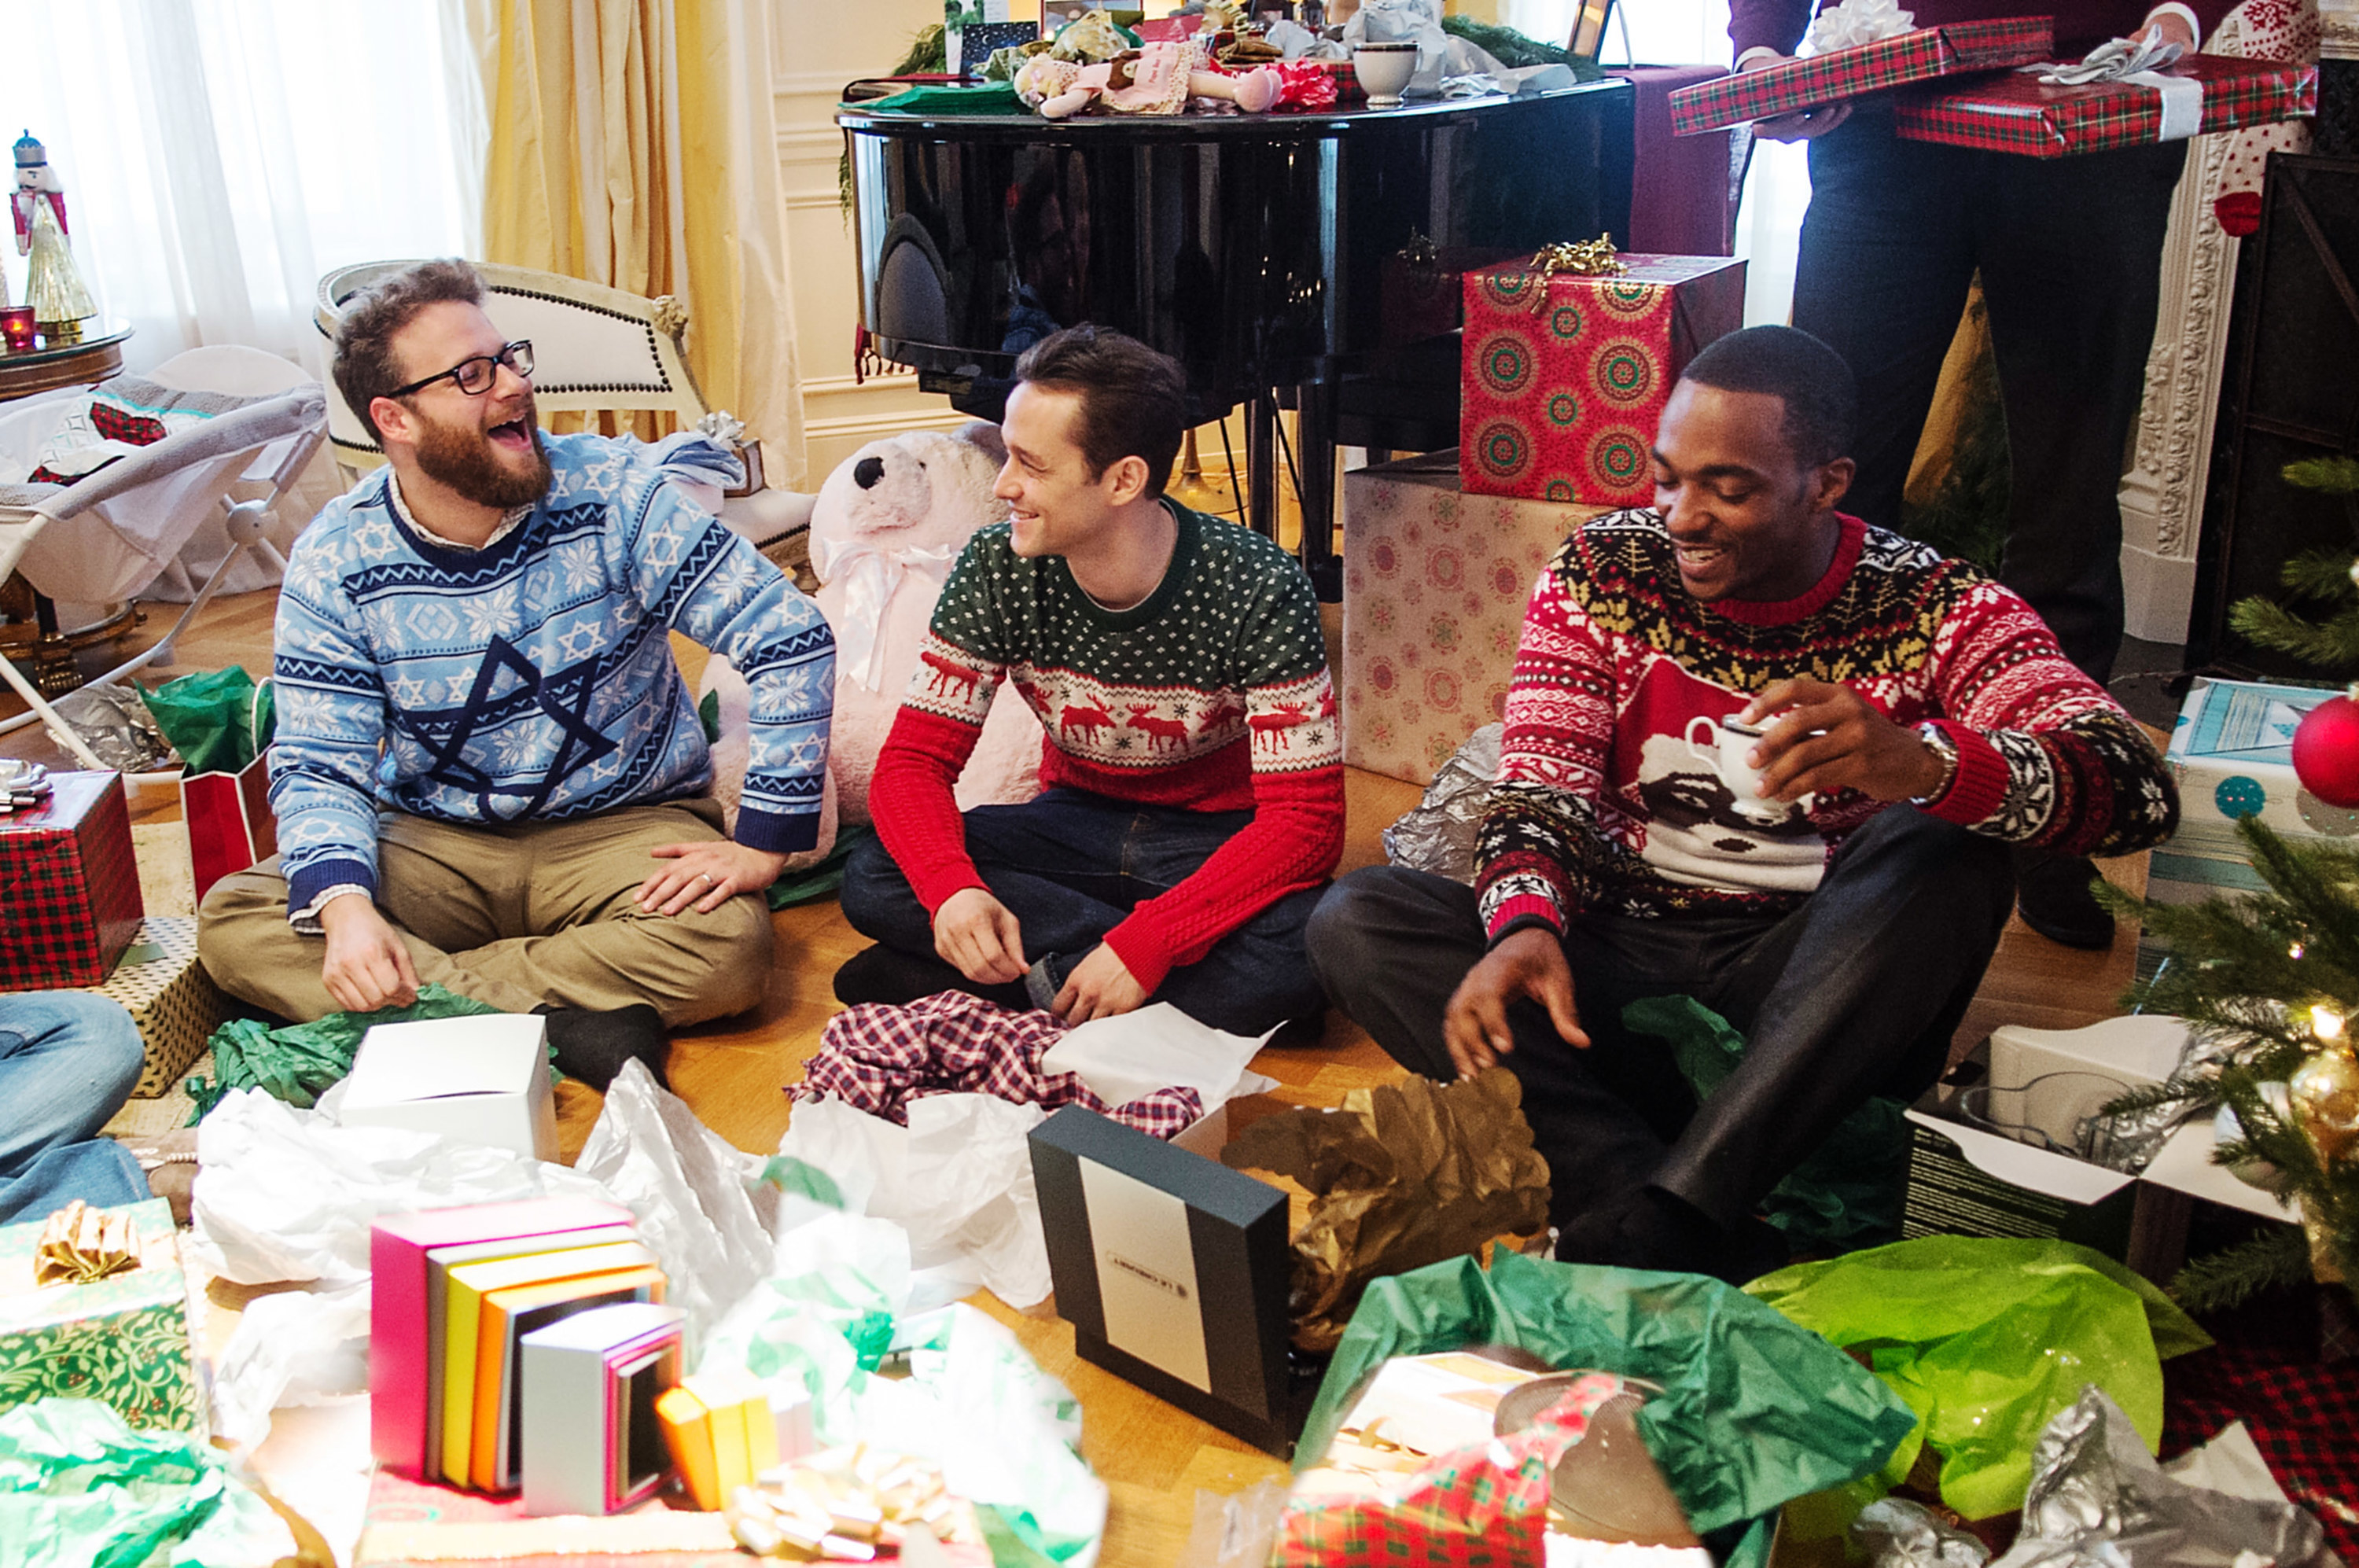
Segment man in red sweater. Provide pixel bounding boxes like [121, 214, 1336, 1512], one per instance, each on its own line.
[1744, 0, 2232, 948]
[1308, 328, 2178, 1281]
[837, 326, 1345, 1037]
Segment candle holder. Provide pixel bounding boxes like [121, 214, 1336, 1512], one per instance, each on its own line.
[0, 307, 35, 354]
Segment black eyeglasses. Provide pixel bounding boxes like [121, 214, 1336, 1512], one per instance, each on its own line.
[388, 340, 535, 399]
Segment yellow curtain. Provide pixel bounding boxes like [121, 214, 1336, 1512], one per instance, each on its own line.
[469, 0, 807, 484]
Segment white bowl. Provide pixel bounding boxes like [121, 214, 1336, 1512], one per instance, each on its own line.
[1352, 43, 1419, 108]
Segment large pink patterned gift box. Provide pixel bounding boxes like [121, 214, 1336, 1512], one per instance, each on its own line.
[1342, 454, 1613, 786]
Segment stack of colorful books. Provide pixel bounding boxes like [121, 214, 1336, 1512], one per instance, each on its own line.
[370, 1198, 668, 1495]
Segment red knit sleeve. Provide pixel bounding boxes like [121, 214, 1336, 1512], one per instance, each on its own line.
[1100, 669, 1346, 995]
[869, 701, 992, 918]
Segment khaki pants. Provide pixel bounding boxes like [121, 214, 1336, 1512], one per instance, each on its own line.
[197, 801, 773, 1029]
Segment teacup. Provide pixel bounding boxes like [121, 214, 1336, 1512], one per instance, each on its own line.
[1352, 42, 1419, 109]
[1684, 713, 1810, 824]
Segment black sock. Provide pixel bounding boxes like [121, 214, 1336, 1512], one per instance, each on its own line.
[833, 944, 1034, 1013]
[535, 1003, 669, 1092]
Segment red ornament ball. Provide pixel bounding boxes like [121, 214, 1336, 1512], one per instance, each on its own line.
[2294, 695, 2359, 808]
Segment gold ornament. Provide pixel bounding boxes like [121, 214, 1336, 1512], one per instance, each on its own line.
[2291, 1043, 2359, 1165]
[1523, 236, 1626, 314]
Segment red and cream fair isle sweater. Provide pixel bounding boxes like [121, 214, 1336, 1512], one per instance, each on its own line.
[870, 505, 1345, 992]
[1476, 511, 2181, 944]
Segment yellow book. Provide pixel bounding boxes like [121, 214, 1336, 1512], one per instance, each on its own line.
[438, 1240, 653, 1487]
[469, 1264, 665, 1493]
[742, 1385, 778, 1476]
[657, 1385, 722, 1511]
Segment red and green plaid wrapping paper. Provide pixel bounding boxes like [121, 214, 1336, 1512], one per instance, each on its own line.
[1892, 53, 2318, 157]
[1668, 16, 2054, 135]
[1460, 254, 1746, 506]
[0, 771, 143, 990]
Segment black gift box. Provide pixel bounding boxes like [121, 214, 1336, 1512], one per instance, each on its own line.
[1028, 1106, 1315, 1456]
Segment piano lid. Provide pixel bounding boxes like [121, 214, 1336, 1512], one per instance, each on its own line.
[838, 82, 1636, 414]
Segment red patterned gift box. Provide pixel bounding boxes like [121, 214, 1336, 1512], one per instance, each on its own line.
[0, 771, 144, 990]
[1343, 454, 1616, 786]
[1459, 252, 1746, 507]
[1892, 53, 2318, 158]
[1667, 15, 2053, 135]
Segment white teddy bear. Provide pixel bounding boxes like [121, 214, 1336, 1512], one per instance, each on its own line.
[698, 423, 1043, 867]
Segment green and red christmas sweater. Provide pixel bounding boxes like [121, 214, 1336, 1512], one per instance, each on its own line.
[870, 502, 1345, 991]
[1477, 510, 2181, 943]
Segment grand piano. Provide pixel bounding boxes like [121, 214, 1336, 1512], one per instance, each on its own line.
[837, 80, 1636, 595]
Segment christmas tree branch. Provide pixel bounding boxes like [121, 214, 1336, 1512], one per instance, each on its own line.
[2169, 1227, 2314, 1314]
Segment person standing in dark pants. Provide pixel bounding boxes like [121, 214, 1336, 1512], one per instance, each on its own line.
[1743, 0, 2229, 947]
[1307, 329, 2179, 1281]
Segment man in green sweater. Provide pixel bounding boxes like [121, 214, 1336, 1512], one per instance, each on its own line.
[837, 326, 1345, 1036]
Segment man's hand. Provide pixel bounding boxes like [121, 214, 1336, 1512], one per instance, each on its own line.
[318, 893, 420, 1014]
[1739, 50, 1853, 142]
[2139, 9, 2197, 50]
[1740, 677, 1947, 804]
[1441, 926, 1588, 1079]
[1054, 943, 1149, 1023]
[639, 841, 788, 916]
[933, 887, 1027, 985]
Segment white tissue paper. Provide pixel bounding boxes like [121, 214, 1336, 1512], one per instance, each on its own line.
[1039, 1001, 1277, 1110]
[188, 1087, 617, 1288]
[573, 1058, 778, 1348]
[775, 1093, 1051, 1309]
[207, 1283, 371, 1455]
[1801, 0, 1916, 53]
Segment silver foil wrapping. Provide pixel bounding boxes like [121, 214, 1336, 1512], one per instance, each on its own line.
[43, 684, 177, 772]
[1380, 723, 1502, 885]
[1853, 1499, 1990, 1568]
[1986, 1386, 2328, 1567]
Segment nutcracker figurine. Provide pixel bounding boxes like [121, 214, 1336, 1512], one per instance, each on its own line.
[13, 132, 96, 343]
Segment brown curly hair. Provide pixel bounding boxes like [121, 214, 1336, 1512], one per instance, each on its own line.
[332, 259, 487, 444]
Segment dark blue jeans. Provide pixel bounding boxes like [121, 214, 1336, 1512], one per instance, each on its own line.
[1790, 111, 2185, 683]
[1306, 805, 2014, 1235]
[841, 788, 1329, 1036]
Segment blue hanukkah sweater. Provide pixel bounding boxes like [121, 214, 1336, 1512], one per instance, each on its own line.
[269, 432, 834, 916]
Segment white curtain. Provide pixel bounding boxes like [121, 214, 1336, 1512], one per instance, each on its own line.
[1494, 0, 1815, 326]
[0, 0, 480, 379]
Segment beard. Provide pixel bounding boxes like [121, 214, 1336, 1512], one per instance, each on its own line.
[410, 405, 553, 510]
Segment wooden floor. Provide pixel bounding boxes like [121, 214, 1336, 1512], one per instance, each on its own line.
[1, 587, 2151, 1565]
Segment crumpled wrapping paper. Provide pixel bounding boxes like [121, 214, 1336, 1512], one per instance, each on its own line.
[1851, 1498, 1991, 1566]
[1987, 1386, 2327, 1567]
[205, 1283, 371, 1456]
[44, 684, 175, 772]
[1221, 1069, 1551, 1352]
[0, 1397, 296, 1568]
[187, 1088, 617, 1289]
[574, 1058, 778, 1350]
[1381, 723, 1500, 884]
[1745, 1237, 2211, 1522]
[189, 982, 499, 1120]
[140, 666, 271, 775]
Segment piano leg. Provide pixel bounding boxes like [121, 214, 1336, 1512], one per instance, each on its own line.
[1295, 379, 1341, 604]
[1245, 392, 1279, 543]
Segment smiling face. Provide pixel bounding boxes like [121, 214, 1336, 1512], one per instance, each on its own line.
[374, 300, 550, 510]
[1650, 379, 1853, 605]
[994, 381, 1143, 558]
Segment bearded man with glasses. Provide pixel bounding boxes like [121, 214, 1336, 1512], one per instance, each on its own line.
[196, 259, 834, 1090]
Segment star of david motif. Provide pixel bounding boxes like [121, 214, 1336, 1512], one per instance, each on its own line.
[419, 635, 618, 820]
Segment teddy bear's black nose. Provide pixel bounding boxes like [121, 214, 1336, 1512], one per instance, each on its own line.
[854, 455, 885, 490]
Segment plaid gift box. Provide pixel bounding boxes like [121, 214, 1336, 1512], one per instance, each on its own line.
[0, 771, 143, 991]
[1343, 455, 1616, 786]
[0, 1198, 208, 1434]
[1892, 53, 2319, 158]
[1668, 16, 2053, 134]
[1459, 252, 1746, 506]
[73, 916, 226, 1098]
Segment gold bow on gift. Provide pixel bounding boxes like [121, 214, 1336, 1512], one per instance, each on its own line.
[33, 1200, 143, 1287]
[1523, 236, 1627, 313]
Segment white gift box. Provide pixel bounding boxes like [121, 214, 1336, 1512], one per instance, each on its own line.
[338, 1014, 559, 1161]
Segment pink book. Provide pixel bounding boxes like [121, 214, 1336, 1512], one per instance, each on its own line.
[370, 1198, 634, 1475]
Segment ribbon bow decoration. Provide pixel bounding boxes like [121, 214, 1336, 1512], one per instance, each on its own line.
[809, 528, 962, 693]
[1524, 237, 1626, 314]
[2039, 31, 2185, 84]
[1801, 0, 1916, 56]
